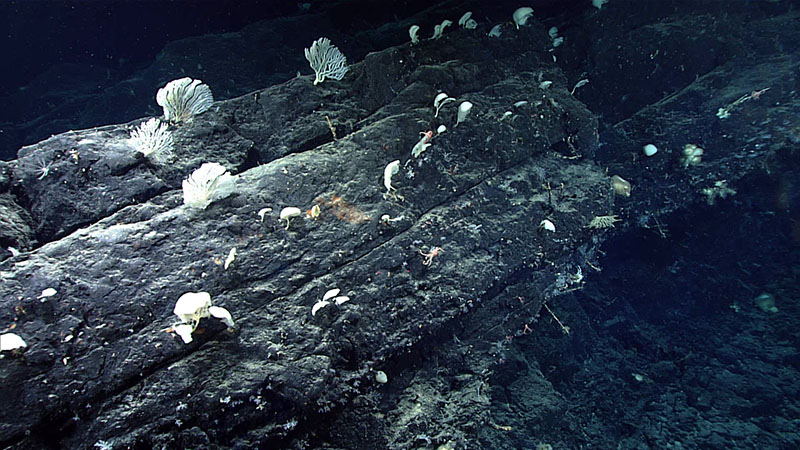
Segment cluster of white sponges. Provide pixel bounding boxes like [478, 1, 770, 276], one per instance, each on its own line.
[172, 292, 235, 344]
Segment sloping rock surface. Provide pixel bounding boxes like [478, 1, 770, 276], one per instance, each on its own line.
[1, 6, 604, 449]
[2, 1, 798, 449]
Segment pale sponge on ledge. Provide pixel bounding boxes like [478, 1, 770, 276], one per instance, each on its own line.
[171, 292, 235, 344]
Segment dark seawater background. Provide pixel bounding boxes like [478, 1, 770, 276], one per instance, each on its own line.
[0, 0, 298, 161]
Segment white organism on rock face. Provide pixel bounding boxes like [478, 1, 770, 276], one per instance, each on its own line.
[129, 118, 174, 163]
[411, 131, 433, 158]
[409, 25, 420, 44]
[455, 101, 473, 127]
[680, 144, 704, 168]
[1, 332, 27, 352]
[539, 219, 556, 233]
[156, 77, 214, 124]
[171, 292, 234, 344]
[311, 288, 351, 316]
[434, 93, 455, 117]
[383, 160, 401, 195]
[279, 207, 303, 229]
[305, 37, 349, 85]
[512, 7, 534, 29]
[458, 12, 477, 29]
[431, 20, 452, 39]
[182, 162, 238, 210]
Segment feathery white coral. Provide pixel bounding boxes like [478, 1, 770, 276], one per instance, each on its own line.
[129, 118, 173, 163]
[182, 162, 237, 210]
[305, 37, 348, 85]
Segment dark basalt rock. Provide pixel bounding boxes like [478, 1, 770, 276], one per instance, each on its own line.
[1, 1, 798, 449]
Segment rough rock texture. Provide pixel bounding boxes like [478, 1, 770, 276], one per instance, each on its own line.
[1, 1, 799, 449]
[1, 4, 603, 449]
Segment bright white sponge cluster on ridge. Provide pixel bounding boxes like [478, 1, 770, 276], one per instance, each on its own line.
[182, 162, 238, 209]
[156, 77, 214, 123]
[172, 291, 235, 344]
[305, 37, 349, 85]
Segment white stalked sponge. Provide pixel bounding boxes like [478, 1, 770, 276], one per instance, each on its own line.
[172, 292, 234, 344]
[1, 333, 27, 352]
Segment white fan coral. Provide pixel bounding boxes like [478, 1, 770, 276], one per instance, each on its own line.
[305, 37, 349, 85]
[156, 77, 214, 123]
